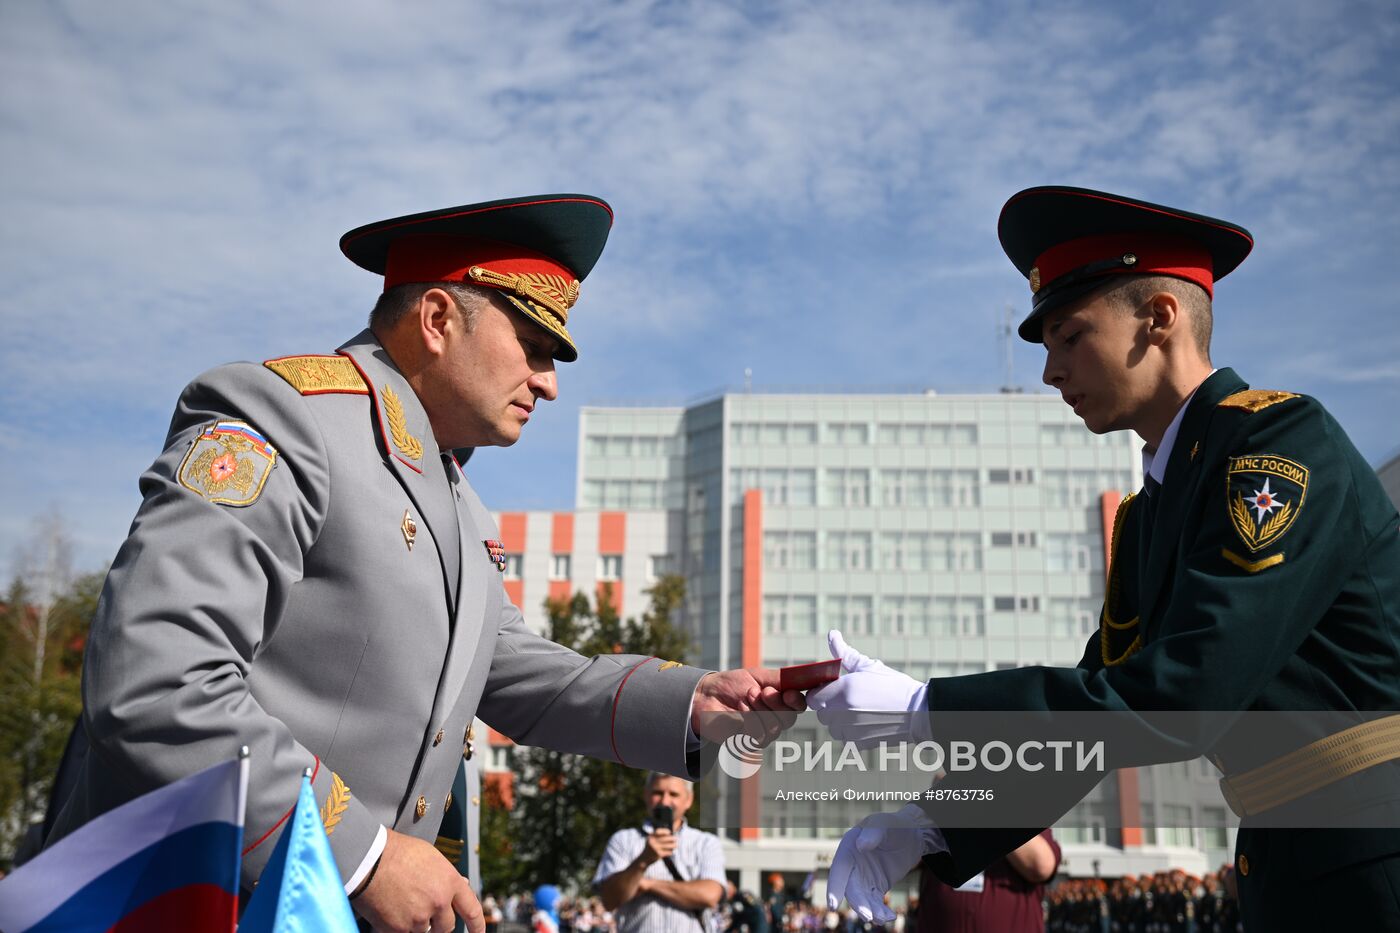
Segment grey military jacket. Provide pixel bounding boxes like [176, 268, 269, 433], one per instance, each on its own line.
[47, 329, 708, 887]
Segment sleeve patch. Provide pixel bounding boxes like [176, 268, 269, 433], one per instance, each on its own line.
[178, 421, 278, 507]
[264, 354, 368, 395]
[1227, 454, 1308, 552]
[1218, 389, 1298, 413]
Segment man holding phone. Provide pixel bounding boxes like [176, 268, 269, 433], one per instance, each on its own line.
[594, 773, 726, 933]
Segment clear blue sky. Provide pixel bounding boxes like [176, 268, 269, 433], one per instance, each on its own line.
[3, 0, 1398, 572]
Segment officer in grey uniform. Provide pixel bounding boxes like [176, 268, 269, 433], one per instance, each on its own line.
[44, 195, 803, 933]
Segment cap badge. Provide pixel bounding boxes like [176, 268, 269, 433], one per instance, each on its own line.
[468, 266, 580, 325]
[1028, 266, 1041, 293]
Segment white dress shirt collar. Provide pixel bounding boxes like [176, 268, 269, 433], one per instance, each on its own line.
[1142, 370, 1216, 488]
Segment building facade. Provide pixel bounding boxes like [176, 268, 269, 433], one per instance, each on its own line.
[486, 391, 1233, 892]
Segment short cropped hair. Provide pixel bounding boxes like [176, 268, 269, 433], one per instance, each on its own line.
[368, 281, 491, 333]
[647, 771, 694, 792]
[1110, 275, 1213, 359]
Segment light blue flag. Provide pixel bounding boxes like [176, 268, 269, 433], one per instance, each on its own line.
[240, 772, 358, 933]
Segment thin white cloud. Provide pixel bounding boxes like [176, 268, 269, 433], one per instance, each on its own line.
[3, 0, 1399, 565]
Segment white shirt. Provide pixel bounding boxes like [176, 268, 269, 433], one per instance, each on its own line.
[1141, 371, 1216, 489]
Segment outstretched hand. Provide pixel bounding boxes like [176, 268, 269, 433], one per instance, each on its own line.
[691, 668, 806, 744]
[806, 631, 930, 746]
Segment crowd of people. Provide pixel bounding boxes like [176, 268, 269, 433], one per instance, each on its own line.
[496, 889, 915, 933]
[487, 864, 1246, 933]
[1046, 867, 1242, 933]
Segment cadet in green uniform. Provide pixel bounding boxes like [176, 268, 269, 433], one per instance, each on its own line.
[812, 186, 1400, 931]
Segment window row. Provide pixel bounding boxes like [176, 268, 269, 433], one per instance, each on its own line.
[729, 421, 980, 447]
[503, 553, 673, 583]
[581, 479, 686, 510]
[728, 467, 1136, 507]
[584, 434, 685, 459]
[761, 593, 987, 636]
[1040, 423, 1133, 447]
[761, 530, 1102, 574]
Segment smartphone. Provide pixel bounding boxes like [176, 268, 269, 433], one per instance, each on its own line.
[651, 804, 674, 830]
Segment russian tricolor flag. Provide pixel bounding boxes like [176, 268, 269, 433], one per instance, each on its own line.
[0, 755, 248, 932]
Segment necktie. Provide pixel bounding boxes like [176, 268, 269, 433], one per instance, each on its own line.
[1139, 475, 1161, 552]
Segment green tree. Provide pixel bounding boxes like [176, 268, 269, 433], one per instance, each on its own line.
[0, 570, 101, 863]
[493, 576, 698, 893]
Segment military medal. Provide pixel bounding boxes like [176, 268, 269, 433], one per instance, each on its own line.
[483, 539, 507, 572]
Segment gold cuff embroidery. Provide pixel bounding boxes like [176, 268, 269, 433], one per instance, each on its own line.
[321, 772, 350, 835]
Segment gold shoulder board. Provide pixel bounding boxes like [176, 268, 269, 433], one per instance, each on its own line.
[264, 354, 368, 395]
[1218, 389, 1298, 413]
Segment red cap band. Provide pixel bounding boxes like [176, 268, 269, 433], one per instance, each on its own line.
[383, 235, 579, 292]
[1033, 233, 1215, 297]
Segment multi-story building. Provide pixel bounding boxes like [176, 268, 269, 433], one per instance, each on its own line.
[486, 390, 1233, 893]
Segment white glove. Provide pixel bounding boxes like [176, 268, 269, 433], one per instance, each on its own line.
[806, 630, 930, 746]
[825, 804, 948, 923]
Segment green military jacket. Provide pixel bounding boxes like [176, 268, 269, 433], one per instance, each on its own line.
[922, 368, 1400, 928]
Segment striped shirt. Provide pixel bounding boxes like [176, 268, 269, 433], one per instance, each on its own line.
[592, 822, 726, 933]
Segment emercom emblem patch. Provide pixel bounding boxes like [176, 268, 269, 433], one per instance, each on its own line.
[1226, 454, 1308, 552]
[179, 421, 279, 506]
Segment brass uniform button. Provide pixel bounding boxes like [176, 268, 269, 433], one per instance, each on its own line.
[466, 725, 475, 743]
[446, 791, 454, 811]
[433, 729, 444, 747]
[1237, 854, 1249, 876]
[415, 795, 428, 820]
[471, 795, 480, 807]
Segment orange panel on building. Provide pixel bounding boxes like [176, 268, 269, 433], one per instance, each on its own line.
[499, 512, 527, 552]
[597, 512, 627, 617]
[551, 512, 574, 553]
[549, 580, 573, 602]
[598, 511, 626, 553]
[740, 489, 764, 839]
[741, 490, 764, 671]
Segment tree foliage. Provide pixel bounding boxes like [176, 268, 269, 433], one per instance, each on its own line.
[482, 576, 699, 894]
[0, 570, 101, 864]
